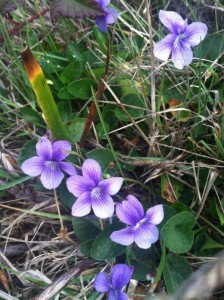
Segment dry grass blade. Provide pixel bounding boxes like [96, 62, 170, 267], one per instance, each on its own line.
[33, 259, 95, 300]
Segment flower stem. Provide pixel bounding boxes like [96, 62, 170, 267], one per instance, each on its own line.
[54, 189, 64, 230]
[99, 218, 104, 231]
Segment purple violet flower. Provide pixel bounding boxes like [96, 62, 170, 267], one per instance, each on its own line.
[66, 159, 123, 218]
[95, 0, 118, 32]
[110, 195, 164, 249]
[154, 10, 208, 69]
[94, 264, 134, 300]
[21, 137, 77, 190]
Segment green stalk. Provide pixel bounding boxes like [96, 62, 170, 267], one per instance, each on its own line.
[21, 47, 71, 141]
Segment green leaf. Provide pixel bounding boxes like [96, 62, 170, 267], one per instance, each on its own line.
[58, 87, 74, 100]
[72, 217, 100, 241]
[86, 148, 118, 176]
[59, 61, 82, 84]
[96, 122, 109, 140]
[163, 253, 192, 294]
[161, 212, 197, 253]
[57, 101, 72, 122]
[195, 34, 224, 61]
[68, 79, 96, 100]
[20, 107, 45, 126]
[60, 180, 75, 209]
[80, 239, 94, 256]
[50, 0, 105, 22]
[65, 118, 86, 143]
[0, 0, 24, 15]
[17, 139, 37, 167]
[115, 94, 145, 121]
[91, 223, 126, 260]
[131, 260, 153, 281]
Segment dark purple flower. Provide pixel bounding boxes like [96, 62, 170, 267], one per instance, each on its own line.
[21, 137, 77, 189]
[95, 0, 118, 32]
[154, 10, 208, 69]
[66, 159, 123, 218]
[110, 195, 164, 249]
[94, 264, 134, 300]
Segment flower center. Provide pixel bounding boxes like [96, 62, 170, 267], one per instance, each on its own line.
[91, 187, 101, 199]
[134, 217, 147, 231]
[45, 161, 56, 169]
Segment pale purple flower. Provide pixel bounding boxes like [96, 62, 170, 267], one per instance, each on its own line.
[66, 159, 123, 218]
[21, 137, 77, 189]
[110, 195, 164, 249]
[94, 264, 134, 300]
[154, 10, 208, 69]
[95, 0, 118, 32]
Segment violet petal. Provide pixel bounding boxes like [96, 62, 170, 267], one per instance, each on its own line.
[40, 163, 64, 189]
[146, 204, 164, 225]
[111, 264, 134, 290]
[134, 222, 159, 249]
[36, 137, 53, 160]
[91, 189, 114, 218]
[66, 175, 95, 197]
[98, 177, 123, 195]
[82, 159, 102, 185]
[172, 41, 193, 69]
[97, 0, 110, 8]
[21, 156, 44, 176]
[110, 227, 134, 246]
[52, 140, 71, 161]
[96, 15, 108, 32]
[104, 8, 118, 24]
[154, 33, 176, 61]
[159, 10, 187, 34]
[94, 272, 110, 293]
[184, 22, 208, 46]
[108, 289, 128, 300]
[58, 162, 77, 176]
[71, 192, 92, 217]
[116, 195, 144, 225]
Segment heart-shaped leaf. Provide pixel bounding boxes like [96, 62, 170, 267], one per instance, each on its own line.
[161, 211, 197, 253]
[91, 223, 126, 260]
[50, 0, 105, 22]
[163, 253, 192, 294]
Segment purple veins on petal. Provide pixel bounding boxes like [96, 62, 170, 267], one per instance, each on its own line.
[82, 159, 102, 185]
[94, 272, 110, 293]
[146, 204, 164, 225]
[159, 10, 187, 34]
[52, 140, 71, 161]
[98, 177, 124, 195]
[110, 227, 135, 246]
[40, 162, 64, 189]
[153, 33, 176, 61]
[134, 222, 159, 249]
[67, 158, 123, 218]
[111, 264, 134, 290]
[21, 156, 44, 176]
[36, 137, 53, 160]
[71, 192, 92, 217]
[111, 195, 164, 249]
[94, 264, 133, 300]
[21, 136, 76, 190]
[183, 22, 208, 46]
[154, 10, 208, 69]
[58, 162, 77, 176]
[67, 175, 95, 197]
[91, 189, 114, 218]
